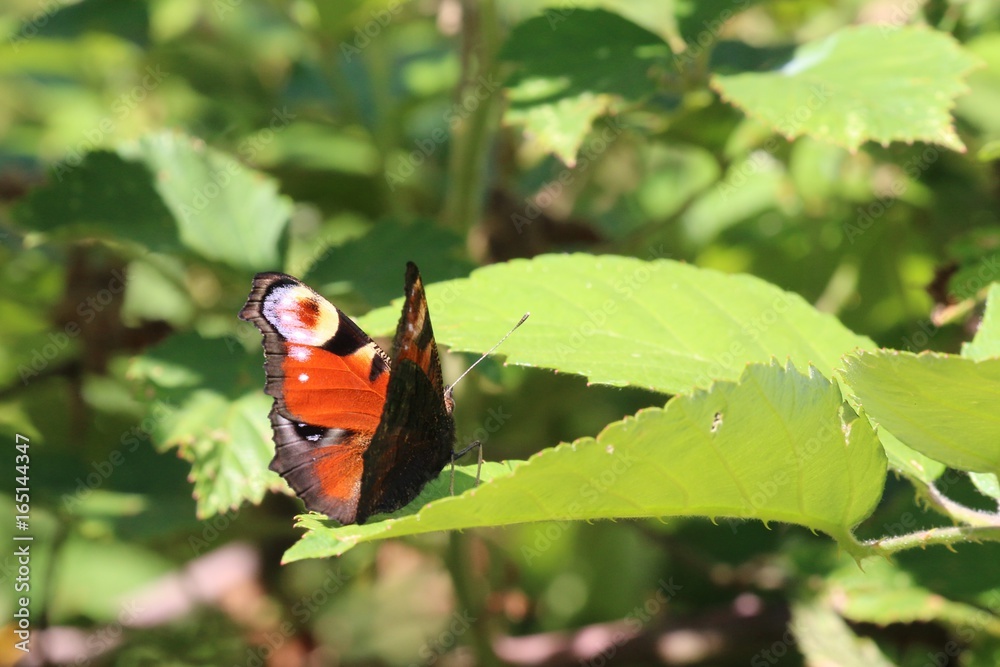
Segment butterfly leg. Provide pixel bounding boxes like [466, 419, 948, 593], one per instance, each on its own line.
[450, 440, 483, 495]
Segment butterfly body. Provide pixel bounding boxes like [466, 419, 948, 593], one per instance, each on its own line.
[239, 263, 454, 524]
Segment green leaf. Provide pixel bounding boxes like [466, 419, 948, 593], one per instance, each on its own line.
[499, 8, 670, 164]
[878, 428, 945, 485]
[970, 472, 1000, 505]
[712, 25, 982, 152]
[131, 131, 293, 270]
[357, 254, 873, 395]
[129, 333, 286, 518]
[12, 151, 179, 249]
[790, 601, 896, 667]
[839, 350, 1000, 474]
[827, 557, 1000, 633]
[12, 134, 293, 271]
[283, 362, 886, 562]
[963, 282, 1000, 361]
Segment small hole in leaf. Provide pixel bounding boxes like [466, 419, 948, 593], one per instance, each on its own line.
[711, 412, 723, 433]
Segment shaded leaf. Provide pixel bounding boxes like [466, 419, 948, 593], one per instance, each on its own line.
[12, 151, 179, 250]
[283, 362, 886, 561]
[827, 557, 1000, 634]
[500, 9, 670, 164]
[791, 600, 896, 667]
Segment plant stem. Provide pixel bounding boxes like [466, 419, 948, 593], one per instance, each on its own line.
[866, 525, 1000, 557]
[445, 532, 498, 666]
[919, 481, 1000, 528]
[441, 0, 503, 232]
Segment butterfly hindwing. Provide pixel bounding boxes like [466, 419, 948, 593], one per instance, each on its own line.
[239, 272, 391, 523]
[356, 262, 455, 523]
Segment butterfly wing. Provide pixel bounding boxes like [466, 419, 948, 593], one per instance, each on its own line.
[239, 272, 391, 524]
[355, 262, 455, 524]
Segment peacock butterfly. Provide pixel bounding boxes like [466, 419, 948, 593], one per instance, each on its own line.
[239, 262, 460, 524]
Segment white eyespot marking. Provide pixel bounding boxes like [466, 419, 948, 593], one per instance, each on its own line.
[262, 284, 339, 345]
[298, 373, 310, 383]
[289, 345, 311, 362]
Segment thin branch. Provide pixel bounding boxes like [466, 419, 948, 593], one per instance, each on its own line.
[866, 525, 1000, 557]
[919, 481, 1000, 528]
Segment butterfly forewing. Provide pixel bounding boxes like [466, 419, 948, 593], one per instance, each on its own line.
[240, 272, 391, 523]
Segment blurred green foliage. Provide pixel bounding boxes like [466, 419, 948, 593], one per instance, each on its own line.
[1, 0, 1000, 665]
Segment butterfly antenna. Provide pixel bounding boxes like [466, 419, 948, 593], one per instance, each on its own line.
[445, 312, 530, 397]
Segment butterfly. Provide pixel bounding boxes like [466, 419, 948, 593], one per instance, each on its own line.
[239, 262, 467, 524]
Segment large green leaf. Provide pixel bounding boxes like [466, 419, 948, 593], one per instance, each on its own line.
[963, 282, 1000, 361]
[839, 350, 1000, 474]
[134, 132, 292, 270]
[357, 254, 873, 395]
[499, 9, 670, 164]
[283, 362, 886, 562]
[712, 25, 981, 151]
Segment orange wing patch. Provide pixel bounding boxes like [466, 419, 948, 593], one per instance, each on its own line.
[281, 343, 389, 432]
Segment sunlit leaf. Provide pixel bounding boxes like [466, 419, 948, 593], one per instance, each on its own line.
[712, 25, 981, 151]
[839, 350, 1000, 474]
[358, 254, 873, 395]
[963, 282, 1000, 361]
